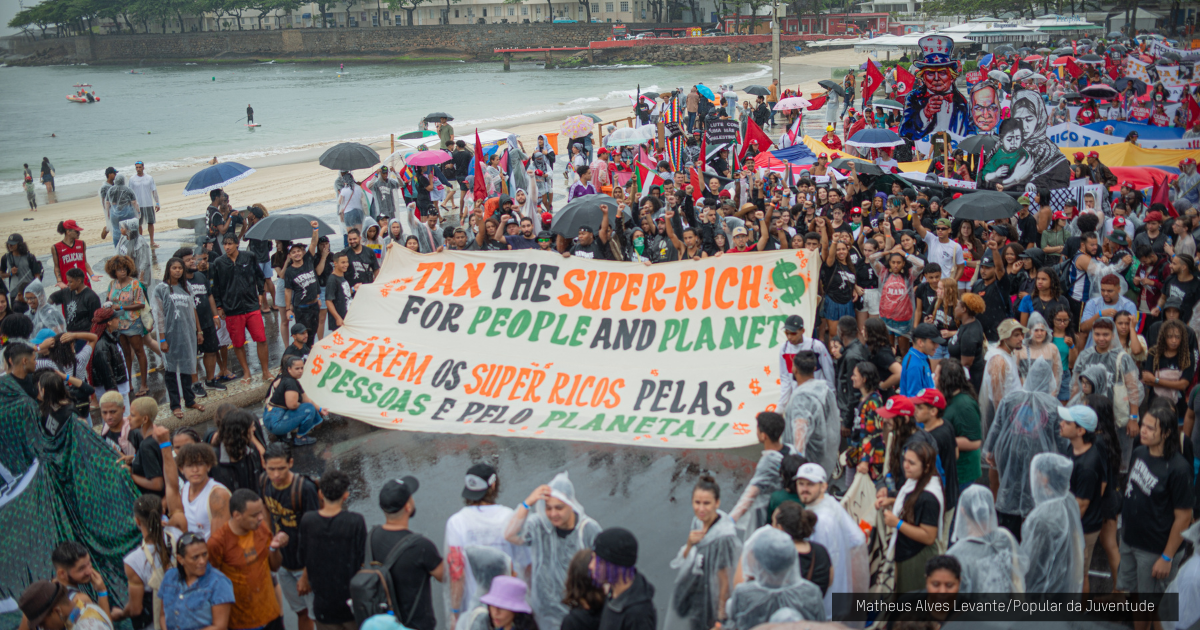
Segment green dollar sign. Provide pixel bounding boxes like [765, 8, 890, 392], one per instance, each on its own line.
[772, 259, 806, 306]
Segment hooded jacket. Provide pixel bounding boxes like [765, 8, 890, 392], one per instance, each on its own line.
[785, 377, 841, 477]
[836, 338, 870, 429]
[598, 573, 656, 630]
[210, 248, 266, 316]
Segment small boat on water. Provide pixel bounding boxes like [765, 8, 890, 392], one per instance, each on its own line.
[67, 94, 100, 103]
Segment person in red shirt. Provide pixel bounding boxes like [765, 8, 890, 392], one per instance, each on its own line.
[208, 489, 288, 630]
[821, 126, 843, 151]
[51, 219, 94, 288]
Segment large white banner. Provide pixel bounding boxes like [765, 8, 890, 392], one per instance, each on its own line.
[1047, 122, 1200, 149]
[301, 248, 818, 448]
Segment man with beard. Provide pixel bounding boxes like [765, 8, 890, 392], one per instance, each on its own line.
[900, 35, 976, 139]
[1086, 151, 1119, 188]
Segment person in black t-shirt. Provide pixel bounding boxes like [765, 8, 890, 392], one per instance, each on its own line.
[178, 247, 226, 393]
[912, 388, 958, 540]
[241, 205, 275, 312]
[1140, 319, 1196, 419]
[773, 502, 832, 596]
[264, 356, 327, 444]
[298, 469, 366, 629]
[283, 324, 309, 364]
[566, 207, 612, 260]
[342, 228, 379, 290]
[370, 476, 445, 630]
[260, 443, 321, 625]
[1057, 405, 1107, 593]
[912, 263, 942, 326]
[49, 268, 101, 334]
[283, 223, 324, 347]
[948, 293, 987, 395]
[971, 258, 1012, 343]
[324, 253, 352, 332]
[128, 397, 164, 496]
[1118, 403, 1195, 596]
[881, 441, 942, 594]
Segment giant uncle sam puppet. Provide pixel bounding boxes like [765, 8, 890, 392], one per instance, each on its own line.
[900, 35, 977, 139]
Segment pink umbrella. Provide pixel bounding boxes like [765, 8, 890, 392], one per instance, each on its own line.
[774, 96, 812, 110]
[405, 149, 452, 166]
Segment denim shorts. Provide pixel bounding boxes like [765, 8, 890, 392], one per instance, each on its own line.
[821, 298, 855, 321]
[1058, 367, 1072, 402]
[933, 344, 949, 359]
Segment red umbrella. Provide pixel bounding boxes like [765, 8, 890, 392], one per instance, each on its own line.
[1023, 54, 1044, 62]
[1051, 56, 1075, 65]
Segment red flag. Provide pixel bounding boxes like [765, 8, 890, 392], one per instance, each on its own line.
[1185, 92, 1200, 128]
[1065, 57, 1084, 79]
[740, 118, 773, 162]
[894, 65, 916, 98]
[699, 133, 707, 173]
[473, 129, 487, 202]
[861, 59, 884, 101]
[1009, 54, 1022, 78]
[807, 94, 828, 110]
[689, 167, 704, 202]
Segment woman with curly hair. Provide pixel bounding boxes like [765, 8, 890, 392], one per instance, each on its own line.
[105, 254, 151, 397]
[1140, 318, 1194, 419]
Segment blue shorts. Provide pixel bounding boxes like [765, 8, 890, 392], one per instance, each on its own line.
[932, 344, 949, 359]
[259, 262, 272, 280]
[821, 298, 855, 321]
[883, 316, 912, 337]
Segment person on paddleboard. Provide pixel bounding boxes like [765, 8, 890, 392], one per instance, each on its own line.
[247, 104, 254, 125]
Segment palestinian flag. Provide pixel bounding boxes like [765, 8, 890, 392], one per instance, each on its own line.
[633, 161, 665, 200]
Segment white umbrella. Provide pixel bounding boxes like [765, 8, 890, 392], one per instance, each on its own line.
[605, 126, 656, 147]
[774, 96, 812, 111]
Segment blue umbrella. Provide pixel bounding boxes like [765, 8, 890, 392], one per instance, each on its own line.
[845, 128, 904, 148]
[183, 162, 256, 196]
[696, 84, 715, 99]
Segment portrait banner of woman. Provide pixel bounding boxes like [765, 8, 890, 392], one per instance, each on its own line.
[981, 90, 1070, 191]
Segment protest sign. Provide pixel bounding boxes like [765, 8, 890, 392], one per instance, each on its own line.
[301, 248, 818, 448]
[705, 119, 740, 144]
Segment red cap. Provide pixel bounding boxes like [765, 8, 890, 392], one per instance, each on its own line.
[912, 388, 946, 411]
[1052, 210, 1067, 220]
[850, 206, 862, 215]
[952, 192, 963, 200]
[597, 148, 608, 155]
[719, 190, 732, 198]
[876, 396, 915, 419]
[535, 169, 545, 177]
[1113, 216, 1127, 229]
[541, 211, 552, 226]
[1146, 210, 1164, 223]
[1073, 152, 1085, 161]
[819, 152, 828, 159]
[61, 219, 83, 232]
[1088, 150, 1100, 158]
[831, 152, 841, 159]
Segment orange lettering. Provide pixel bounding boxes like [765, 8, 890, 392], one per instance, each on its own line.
[715, 267, 739, 309]
[524, 370, 547, 402]
[509, 368, 532, 401]
[413, 262, 444, 291]
[558, 269, 585, 307]
[601, 272, 628, 311]
[605, 378, 624, 408]
[547, 372, 573, 405]
[573, 376, 596, 407]
[454, 262, 485, 298]
[493, 366, 518, 399]
[739, 265, 763, 309]
[643, 273, 667, 312]
[364, 345, 395, 373]
[621, 274, 644, 311]
[382, 350, 410, 378]
[675, 270, 698, 311]
[581, 271, 607, 310]
[702, 267, 715, 310]
[463, 363, 489, 394]
[428, 263, 456, 295]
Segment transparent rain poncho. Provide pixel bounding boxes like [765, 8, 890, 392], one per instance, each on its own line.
[784, 377, 841, 478]
[1069, 331, 1142, 426]
[153, 281, 197, 375]
[809, 492, 868, 617]
[25, 279, 66, 337]
[444, 502, 527, 623]
[725, 527, 826, 630]
[1020, 453, 1085, 593]
[982, 359, 1066, 517]
[454, 546, 514, 630]
[116, 218, 153, 289]
[1069, 363, 1113, 404]
[947, 485, 1026, 594]
[1166, 520, 1200, 630]
[506, 472, 601, 630]
[665, 510, 742, 630]
[1017, 312, 1062, 392]
[730, 450, 785, 539]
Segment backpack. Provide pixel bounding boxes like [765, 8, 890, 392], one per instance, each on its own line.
[350, 527, 430, 627]
[258, 471, 321, 522]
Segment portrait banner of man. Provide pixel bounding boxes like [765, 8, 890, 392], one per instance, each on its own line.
[978, 89, 1070, 191]
[969, 82, 1001, 134]
[900, 34, 977, 140]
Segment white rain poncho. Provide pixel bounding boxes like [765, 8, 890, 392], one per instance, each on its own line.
[947, 485, 1026, 594]
[977, 345, 1021, 441]
[371, 173, 402, 219]
[1017, 312, 1063, 392]
[106, 174, 138, 209]
[505, 134, 528, 194]
[153, 281, 197, 375]
[1069, 332, 1142, 428]
[731, 449, 785, 539]
[666, 510, 742, 630]
[402, 203, 438, 254]
[530, 151, 554, 201]
[116, 218, 153, 287]
[1069, 363, 1113, 404]
[1020, 453, 1085, 593]
[725, 528, 826, 630]
[1166, 520, 1200, 630]
[454, 546, 515, 630]
[444, 503, 526, 622]
[509, 472, 601, 630]
[25, 279, 66, 337]
[384, 218, 406, 247]
[808, 491, 868, 618]
[982, 359, 1065, 517]
[784, 377, 841, 477]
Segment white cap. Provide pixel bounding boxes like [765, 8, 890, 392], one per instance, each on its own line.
[794, 462, 827, 484]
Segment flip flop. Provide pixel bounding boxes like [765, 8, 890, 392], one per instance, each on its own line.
[134, 389, 150, 398]
[219, 374, 237, 382]
[172, 409, 184, 419]
[188, 403, 205, 412]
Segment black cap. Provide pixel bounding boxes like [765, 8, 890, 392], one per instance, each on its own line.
[579, 225, 595, 234]
[1164, 296, 1184, 312]
[784, 315, 805, 332]
[594, 527, 639, 567]
[6, 234, 24, 246]
[537, 231, 553, 240]
[379, 475, 419, 513]
[290, 323, 308, 336]
[105, 166, 118, 175]
[980, 258, 996, 268]
[913, 322, 947, 345]
[462, 463, 498, 501]
[991, 225, 1011, 238]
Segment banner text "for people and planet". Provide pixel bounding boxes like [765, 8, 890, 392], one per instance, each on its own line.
[301, 249, 817, 448]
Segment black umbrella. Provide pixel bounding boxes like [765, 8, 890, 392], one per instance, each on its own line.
[1052, 47, 1074, 55]
[830, 158, 883, 175]
[1108, 31, 1123, 38]
[1114, 77, 1148, 94]
[957, 134, 998, 155]
[398, 130, 433, 140]
[243, 213, 338, 241]
[424, 112, 454, 122]
[318, 142, 380, 171]
[819, 80, 846, 98]
[1079, 38, 1094, 45]
[1081, 84, 1120, 99]
[1079, 53, 1103, 63]
[1156, 57, 1178, 66]
[945, 190, 1019, 221]
[642, 91, 660, 99]
[1109, 44, 1128, 53]
[549, 195, 632, 238]
[1062, 91, 1084, 101]
[744, 85, 771, 96]
[1162, 51, 1182, 62]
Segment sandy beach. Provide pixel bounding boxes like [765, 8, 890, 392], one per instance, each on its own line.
[5, 49, 869, 256]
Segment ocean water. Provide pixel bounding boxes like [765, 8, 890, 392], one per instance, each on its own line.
[0, 59, 788, 198]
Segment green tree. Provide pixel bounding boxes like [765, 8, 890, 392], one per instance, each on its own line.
[438, 0, 460, 23]
[386, 0, 428, 25]
[578, 0, 592, 22]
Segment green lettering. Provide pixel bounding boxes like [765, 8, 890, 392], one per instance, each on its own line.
[467, 306, 493, 335]
[348, 377, 369, 399]
[607, 414, 636, 432]
[569, 316, 592, 347]
[549, 314, 571, 346]
[387, 390, 412, 412]
[719, 316, 747, 350]
[634, 416, 658, 434]
[540, 410, 568, 428]
[766, 314, 788, 347]
[659, 319, 681, 352]
[409, 394, 430, 415]
[579, 414, 607, 431]
[658, 418, 681, 434]
[507, 310, 532, 338]
[487, 308, 512, 337]
[530, 311, 557, 342]
[693, 317, 716, 351]
[376, 387, 398, 409]
[559, 412, 580, 429]
[332, 368, 356, 394]
[361, 382, 382, 404]
[672, 420, 697, 437]
[674, 320, 693, 352]
[746, 316, 767, 350]
[317, 362, 343, 388]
